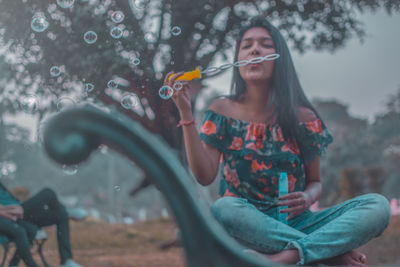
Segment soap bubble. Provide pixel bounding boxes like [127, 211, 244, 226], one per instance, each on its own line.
[50, 66, 61, 77]
[107, 80, 118, 89]
[159, 85, 173, 100]
[83, 31, 97, 44]
[121, 93, 138, 109]
[171, 26, 182, 36]
[173, 81, 183, 91]
[134, 0, 148, 9]
[20, 95, 39, 114]
[131, 58, 140, 66]
[56, 97, 76, 111]
[110, 26, 123, 39]
[31, 13, 49, 33]
[114, 185, 121, 192]
[111, 11, 124, 23]
[84, 83, 94, 92]
[62, 164, 78, 175]
[57, 0, 74, 8]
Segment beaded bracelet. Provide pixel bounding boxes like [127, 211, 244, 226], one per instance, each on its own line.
[176, 119, 195, 127]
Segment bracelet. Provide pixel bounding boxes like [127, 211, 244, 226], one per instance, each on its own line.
[176, 119, 195, 127]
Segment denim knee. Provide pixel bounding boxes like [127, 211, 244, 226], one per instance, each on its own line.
[361, 193, 391, 236]
[211, 197, 248, 228]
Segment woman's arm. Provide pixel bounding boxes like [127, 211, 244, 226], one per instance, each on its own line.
[167, 72, 221, 185]
[304, 155, 322, 204]
[300, 106, 322, 204]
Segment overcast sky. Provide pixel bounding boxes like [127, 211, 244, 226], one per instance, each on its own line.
[205, 10, 400, 123]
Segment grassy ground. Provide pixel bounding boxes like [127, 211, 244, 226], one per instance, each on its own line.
[3, 216, 400, 267]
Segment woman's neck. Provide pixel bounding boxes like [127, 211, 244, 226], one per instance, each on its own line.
[242, 81, 271, 114]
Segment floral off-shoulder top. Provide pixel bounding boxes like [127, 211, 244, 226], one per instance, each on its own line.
[199, 109, 333, 212]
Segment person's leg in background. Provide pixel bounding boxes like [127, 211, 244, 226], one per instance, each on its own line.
[0, 218, 39, 267]
[21, 188, 81, 267]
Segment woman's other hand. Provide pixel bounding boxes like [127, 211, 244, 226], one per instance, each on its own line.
[0, 205, 21, 221]
[278, 191, 312, 221]
[164, 71, 192, 117]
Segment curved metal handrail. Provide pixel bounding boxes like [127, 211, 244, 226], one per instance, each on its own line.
[43, 104, 281, 267]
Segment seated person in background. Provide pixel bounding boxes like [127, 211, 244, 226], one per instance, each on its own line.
[0, 182, 83, 267]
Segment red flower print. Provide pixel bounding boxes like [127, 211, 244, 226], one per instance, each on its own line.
[258, 178, 267, 185]
[272, 127, 285, 142]
[282, 139, 301, 155]
[271, 177, 278, 185]
[263, 187, 270, 193]
[228, 137, 243, 151]
[251, 159, 272, 172]
[255, 140, 263, 149]
[305, 119, 323, 135]
[223, 165, 240, 188]
[200, 120, 217, 135]
[245, 124, 267, 141]
[288, 174, 297, 192]
[257, 193, 264, 200]
[281, 144, 291, 152]
[246, 142, 258, 152]
[223, 189, 237, 197]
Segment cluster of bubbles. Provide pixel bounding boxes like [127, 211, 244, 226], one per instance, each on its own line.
[159, 53, 280, 100]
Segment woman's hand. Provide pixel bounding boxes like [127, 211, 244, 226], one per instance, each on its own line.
[278, 191, 312, 221]
[164, 71, 192, 117]
[0, 205, 23, 221]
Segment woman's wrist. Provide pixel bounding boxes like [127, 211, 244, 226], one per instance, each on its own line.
[179, 111, 194, 121]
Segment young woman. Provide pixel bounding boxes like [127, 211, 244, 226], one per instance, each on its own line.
[165, 16, 390, 266]
[0, 183, 82, 267]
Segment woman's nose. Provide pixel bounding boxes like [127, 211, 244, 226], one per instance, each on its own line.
[250, 44, 260, 55]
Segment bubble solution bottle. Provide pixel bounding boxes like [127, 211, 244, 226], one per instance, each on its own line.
[278, 172, 289, 224]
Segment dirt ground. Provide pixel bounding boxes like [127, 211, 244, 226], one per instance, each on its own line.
[2, 216, 400, 267]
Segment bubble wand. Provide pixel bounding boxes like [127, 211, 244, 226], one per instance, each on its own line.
[159, 53, 280, 99]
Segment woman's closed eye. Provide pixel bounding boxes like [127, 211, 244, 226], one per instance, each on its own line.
[241, 43, 274, 49]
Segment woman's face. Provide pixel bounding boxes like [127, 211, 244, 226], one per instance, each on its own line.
[237, 27, 276, 84]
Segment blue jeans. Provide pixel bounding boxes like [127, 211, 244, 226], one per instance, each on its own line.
[211, 193, 391, 265]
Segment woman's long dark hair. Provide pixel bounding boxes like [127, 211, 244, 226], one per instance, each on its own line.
[230, 16, 322, 143]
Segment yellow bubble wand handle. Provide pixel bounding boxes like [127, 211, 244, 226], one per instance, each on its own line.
[167, 67, 202, 82]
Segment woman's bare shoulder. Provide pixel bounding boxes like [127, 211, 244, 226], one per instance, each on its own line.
[208, 97, 235, 115]
[298, 106, 318, 122]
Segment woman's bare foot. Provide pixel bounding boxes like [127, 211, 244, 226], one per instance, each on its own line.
[319, 250, 366, 267]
